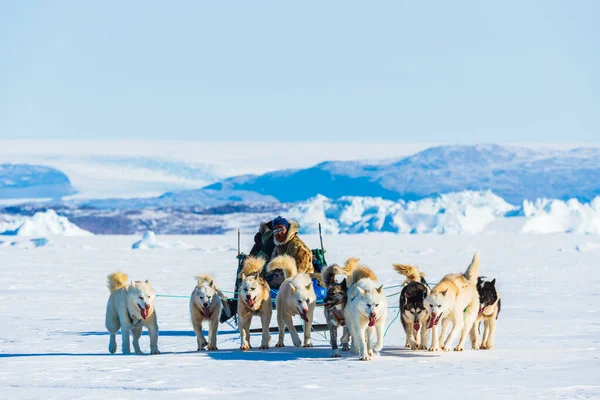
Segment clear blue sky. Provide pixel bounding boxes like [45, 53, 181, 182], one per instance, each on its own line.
[0, 1, 598, 142]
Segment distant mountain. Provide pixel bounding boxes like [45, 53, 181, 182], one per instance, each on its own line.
[0, 164, 75, 199]
[205, 145, 600, 204]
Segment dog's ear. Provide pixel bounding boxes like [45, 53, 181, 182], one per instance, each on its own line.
[402, 292, 408, 306]
[340, 278, 347, 291]
[209, 280, 214, 287]
[241, 273, 246, 281]
[491, 278, 496, 286]
[145, 279, 150, 284]
[441, 289, 448, 296]
[376, 284, 383, 294]
[290, 284, 297, 293]
[130, 280, 135, 287]
[357, 287, 365, 296]
[305, 283, 312, 291]
[422, 291, 428, 300]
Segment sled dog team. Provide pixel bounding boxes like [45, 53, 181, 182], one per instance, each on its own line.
[105, 252, 501, 360]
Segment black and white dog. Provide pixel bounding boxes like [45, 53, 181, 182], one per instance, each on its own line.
[471, 277, 501, 349]
[322, 258, 360, 357]
[393, 263, 430, 350]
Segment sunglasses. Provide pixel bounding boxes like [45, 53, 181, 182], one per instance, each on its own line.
[273, 227, 286, 235]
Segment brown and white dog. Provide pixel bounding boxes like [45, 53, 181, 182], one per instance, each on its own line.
[322, 258, 359, 357]
[237, 256, 273, 351]
[392, 263, 430, 350]
[267, 255, 317, 348]
[105, 272, 160, 355]
[424, 252, 481, 352]
[190, 275, 231, 351]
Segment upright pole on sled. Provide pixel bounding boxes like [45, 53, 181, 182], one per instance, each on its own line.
[237, 229, 241, 256]
[319, 223, 325, 253]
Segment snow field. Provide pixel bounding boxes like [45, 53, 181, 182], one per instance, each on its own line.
[1, 233, 599, 399]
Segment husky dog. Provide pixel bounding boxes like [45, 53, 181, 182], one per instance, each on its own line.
[267, 255, 317, 348]
[237, 256, 273, 351]
[392, 263, 430, 350]
[322, 258, 359, 357]
[344, 264, 387, 361]
[105, 272, 160, 355]
[190, 275, 231, 351]
[424, 252, 481, 352]
[471, 277, 501, 350]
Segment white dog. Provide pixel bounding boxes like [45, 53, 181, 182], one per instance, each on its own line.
[105, 272, 160, 355]
[267, 255, 317, 348]
[344, 264, 387, 361]
[190, 275, 231, 351]
[424, 252, 481, 352]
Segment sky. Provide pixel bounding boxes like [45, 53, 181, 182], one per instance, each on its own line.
[0, 1, 598, 143]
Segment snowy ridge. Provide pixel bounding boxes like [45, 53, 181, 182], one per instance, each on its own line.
[1, 210, 92, 236]
[0, 164, 75, 199]
[522, 197, 600, 234]
[288, 191, 517, 234]
[208, 144, 600, 203]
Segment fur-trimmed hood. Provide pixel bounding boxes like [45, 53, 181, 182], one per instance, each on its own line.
[274, 220, 300, 246]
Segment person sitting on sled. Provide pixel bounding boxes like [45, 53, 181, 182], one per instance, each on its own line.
[270, 216, 313, 274]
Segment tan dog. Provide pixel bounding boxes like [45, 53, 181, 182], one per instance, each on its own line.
[190, 275, 231, 351]
[237, 256, 272, 351]
[105, 272, 160, 355]
[424, 252, 481, 352]
[267, 255, 317, 348]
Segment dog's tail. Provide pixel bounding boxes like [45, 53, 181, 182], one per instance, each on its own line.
[195, 274, 214, 286]
[350, 265, 377, 286]
[339, 257, 360, 276]
[239, 256, 267, 279]
[392, 263, 425, 285]
[464, 252, 480, 284]
[322, 265, 338, 287]
[266, 255, 297, 280]
[107, 272, 128, 292]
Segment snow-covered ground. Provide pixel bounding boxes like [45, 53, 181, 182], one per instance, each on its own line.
[1, 233, 599, 399]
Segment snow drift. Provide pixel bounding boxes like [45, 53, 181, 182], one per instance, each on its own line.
[288, 191, 516, 234]
[132, 231, 192, 249]
[0, 210, 93, 236]
[521, 197, 600, 234]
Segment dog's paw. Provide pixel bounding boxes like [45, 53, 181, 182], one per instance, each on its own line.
[453, 346, 464, 352]
[259, 344, 269, 350]
[122, 349, 131, 355]
[150, 348, 161, 355]
[428, 345, 440, 352]
[409, 342, 419, 351]
[108, 344, 117, 354]
[240, 344, 250, 351]
[331, 353, 342, 358]
[359, 355, 372, 361]
[199, 340, 208, 348]
[472, 344, 480, 350]
[418, 345, 428, 350]
[292, 339, 302, 347]
[441, 345, 451, 352]
[342, 344, 350, 352]
[275, 342, 284, 348]
[303, 343, 313, 348]
[207, 344, 218, 351]
[405, 343, 411, 348]
[135, 349, 144, 355]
